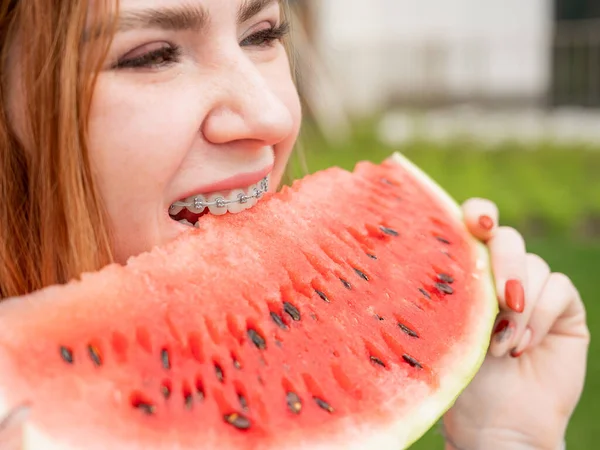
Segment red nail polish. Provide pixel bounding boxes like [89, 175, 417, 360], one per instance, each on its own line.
[510, 348, 523, 358]
[494, 319, 510, 342]
[494, 319, 509, 334]
[505, 279, 525, 313]
[493, 319, 512, 342]
[478, 215, 494, 231]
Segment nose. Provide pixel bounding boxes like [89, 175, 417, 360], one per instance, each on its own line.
[201, 54, 295, 148]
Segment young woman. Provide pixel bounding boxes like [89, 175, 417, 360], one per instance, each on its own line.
[0, 0, 590, 449]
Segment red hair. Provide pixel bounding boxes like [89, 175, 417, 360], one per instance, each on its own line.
[0, 0, 118, 298]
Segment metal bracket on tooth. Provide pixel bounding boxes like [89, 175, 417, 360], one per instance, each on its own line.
[170, 176, 269, 210]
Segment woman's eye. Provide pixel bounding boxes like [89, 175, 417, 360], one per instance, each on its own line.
[241, 22, 290, 48]
[114, 45, 182, 70]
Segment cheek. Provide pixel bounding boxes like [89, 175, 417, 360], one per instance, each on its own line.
[85, 74, 207, 262]
[86, 76, 202, 209]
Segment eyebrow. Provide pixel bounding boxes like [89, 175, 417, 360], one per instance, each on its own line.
[237, 0, 279, 24]
[117, 4, 208, 32]
[116, 0, 280, 33]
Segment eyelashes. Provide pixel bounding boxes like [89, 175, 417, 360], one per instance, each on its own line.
[114, 21, 291, 70]
[114, 45, 182, 70]
[240, 21, 290, 47]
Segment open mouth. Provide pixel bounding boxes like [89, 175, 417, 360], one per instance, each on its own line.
[169, 175, 270, 227]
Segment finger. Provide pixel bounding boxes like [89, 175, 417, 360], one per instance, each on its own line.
[510, 326, 533, 358]
[487, 227, 527, 312]
[528, 272, 584, 348]
[489, 253, 549, 357]
[461, 198, 499, 242]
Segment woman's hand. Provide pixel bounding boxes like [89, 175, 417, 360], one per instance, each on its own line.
[442, 198, 590, 450]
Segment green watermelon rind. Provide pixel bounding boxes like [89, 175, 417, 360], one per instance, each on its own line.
[387, 152, 498, 449]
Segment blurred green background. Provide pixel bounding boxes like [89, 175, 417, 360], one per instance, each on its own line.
[288, 119, 600, 449]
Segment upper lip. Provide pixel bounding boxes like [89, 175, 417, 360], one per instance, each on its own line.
[171, 164, 274, 205]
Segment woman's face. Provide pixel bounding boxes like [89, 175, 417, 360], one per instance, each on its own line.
[88, 0, 301, 263]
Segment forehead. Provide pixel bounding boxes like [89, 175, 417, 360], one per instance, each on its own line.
[86, 0, 283, 36]
[97, 0, 283, 26]
[113, 0, 278, 12]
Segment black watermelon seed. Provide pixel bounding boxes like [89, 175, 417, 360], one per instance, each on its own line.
[437, 273, 455, 284]
[418, 288, 432, 300]
[367, 253, 378, 260]
[136, 402, 156, 415]
[380, 226, 399, 237]
[340, 278, 352, 290]
[283, 302, 301, 321]
[161, 385, 171, 399]
[435, 283, 454, 295]
[270, 311, 288, 330]
[353, 268, 369, 281]
[215, 364, 225, 383]
[224, 413, 251, 430]
[403, 354, 423, 369]
[248, 329, 266, 350]
[286, 392, 302, 414]
[436, 236, 451, 245]
[88, 345, 102, 366]
[314, 397, 334, 413]
[315, 290, 330, 303]
[60, 346, 74, 364]
[185, 393, 193, 409]
[376, 314, 384, 321]
[370, 356, 386, 367]
[233, 358, 242, 370]
[238, 394, 248, 410]
[398, 323, 419, 338]
[161, 348, 171, 370]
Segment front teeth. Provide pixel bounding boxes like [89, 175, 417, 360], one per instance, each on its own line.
[170, 175, 269, 220]
[227, 189, 248, 214]
[207, 194, 227, 216]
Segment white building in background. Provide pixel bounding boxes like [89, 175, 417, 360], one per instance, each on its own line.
[308, 0, 553, 114]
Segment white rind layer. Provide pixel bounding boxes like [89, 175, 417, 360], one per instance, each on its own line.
[9, 152, 498, 450]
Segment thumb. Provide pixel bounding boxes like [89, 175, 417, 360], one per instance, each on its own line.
[461, 198, 499, 242]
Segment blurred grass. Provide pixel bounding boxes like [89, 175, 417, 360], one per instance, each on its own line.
[288, 119, 600, 449]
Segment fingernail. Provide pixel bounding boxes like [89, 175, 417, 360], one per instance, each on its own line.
[505, 279, 525, 313]
[493, 319, 513, 342]
[510, 327, 533, 358]
[478, 215, 494, 231]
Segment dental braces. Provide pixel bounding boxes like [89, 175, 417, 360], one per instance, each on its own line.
[170, 177, 269, 211]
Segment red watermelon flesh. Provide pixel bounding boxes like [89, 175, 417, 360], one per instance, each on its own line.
[0, 153, 497, 450]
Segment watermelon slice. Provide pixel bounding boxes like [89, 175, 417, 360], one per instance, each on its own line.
[0, 153, 497, 450]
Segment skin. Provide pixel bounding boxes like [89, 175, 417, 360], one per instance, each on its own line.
[1, 0, 590, 448]
[87, 0, 302, 263]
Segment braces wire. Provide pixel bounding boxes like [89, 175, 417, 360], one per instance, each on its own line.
[170, 177, 269, 210]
